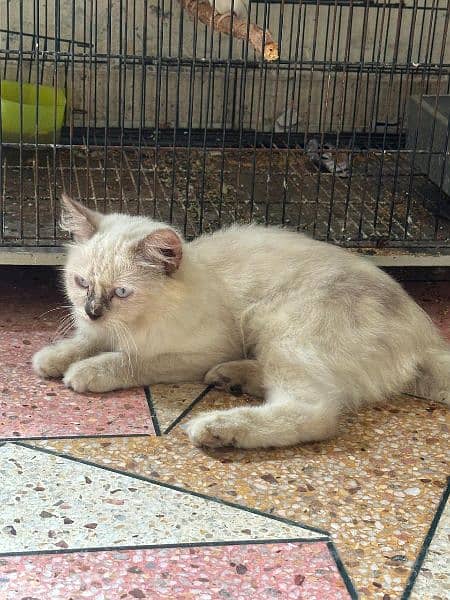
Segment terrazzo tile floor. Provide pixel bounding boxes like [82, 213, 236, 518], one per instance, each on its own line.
[0, 331, 154, 439]
[0, 541, 352, 600]
[0, 267, 449, 599]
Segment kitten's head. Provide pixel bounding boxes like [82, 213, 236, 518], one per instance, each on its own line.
[61, 194, 183, 327]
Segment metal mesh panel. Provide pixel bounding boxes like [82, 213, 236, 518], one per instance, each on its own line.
[0, 0, 449, 255]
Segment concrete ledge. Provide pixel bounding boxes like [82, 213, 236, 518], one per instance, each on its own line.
[1, 246, 450, 268]
[0, 247, 67, 266]
[367, 255, 450, 267]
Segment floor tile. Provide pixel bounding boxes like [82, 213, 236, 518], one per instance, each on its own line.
[0, 443, 324, 555]
[410, 485, 450, 600]
[33, 395, 449, 599]
[149, 383, 209, 433]
[0, 331, 154, 439]
[0, 541, 352, 600]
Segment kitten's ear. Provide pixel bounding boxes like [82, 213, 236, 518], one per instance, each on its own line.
[60, 194, 102, 242]
[136, 228, 183, 274]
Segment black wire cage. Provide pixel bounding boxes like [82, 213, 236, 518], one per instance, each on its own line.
[0, 0, 449, 261]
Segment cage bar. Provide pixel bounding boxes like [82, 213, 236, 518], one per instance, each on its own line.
[0, 0, 449, 261]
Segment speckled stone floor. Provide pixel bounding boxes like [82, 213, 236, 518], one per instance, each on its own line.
[0, 267, 449, 600]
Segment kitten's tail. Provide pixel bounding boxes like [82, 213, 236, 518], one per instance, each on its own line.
[413, 346, 450, 406]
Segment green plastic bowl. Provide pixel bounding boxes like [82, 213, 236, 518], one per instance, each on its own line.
[0, 80, 66, 143]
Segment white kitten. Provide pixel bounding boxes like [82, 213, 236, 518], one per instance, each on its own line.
[208, 0, 248, 19]
[33, 195, 450, 449]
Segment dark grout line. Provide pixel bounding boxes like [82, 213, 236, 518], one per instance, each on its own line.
[164, 384, 214, 434]
[0, 433, 153, 442]
[327, 540, 359, 599]
[401, 477, 450, 600]
[0, 537, 330, 558]
[144, 386, 161, 436]
[5, 441, 331, 537]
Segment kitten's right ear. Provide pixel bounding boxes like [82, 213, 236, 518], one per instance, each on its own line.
[60, 194, 102, 242]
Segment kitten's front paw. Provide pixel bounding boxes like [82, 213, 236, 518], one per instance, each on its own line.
[184, 412, 249, 448]
[63, 358, 115, 393]
[33, 345, 68, 379]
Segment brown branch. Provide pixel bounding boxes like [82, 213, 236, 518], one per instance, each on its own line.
[179, 0, 279, 61]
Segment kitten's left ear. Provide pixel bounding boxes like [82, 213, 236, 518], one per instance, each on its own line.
[137, 228, 183, 274]
[60, 194, 103, 242]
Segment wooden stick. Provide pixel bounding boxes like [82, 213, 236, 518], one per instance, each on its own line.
[179, 0, 279, 61]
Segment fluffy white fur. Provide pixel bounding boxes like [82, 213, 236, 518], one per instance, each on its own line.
[33, 196, 450, 449]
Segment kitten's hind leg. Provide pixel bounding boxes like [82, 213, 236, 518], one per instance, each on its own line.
[412, 347, 450, 406]
[185, 388, 341, 449]
[204, 359, 264, 397]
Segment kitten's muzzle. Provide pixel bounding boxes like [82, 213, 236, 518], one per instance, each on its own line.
[85, 298, 105, 320]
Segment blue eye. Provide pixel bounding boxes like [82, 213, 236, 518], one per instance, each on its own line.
[75, 275, 89, 289]
[114, 287, 133, 298]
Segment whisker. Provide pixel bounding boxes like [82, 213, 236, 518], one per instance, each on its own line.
[110, 319, 137, 380]
[54, 312, 77, 339]
[111, 322, 132, 378]
[118, 323, 135, 379]
[55, 318, 73, 334]
[37, 305, 72, 320]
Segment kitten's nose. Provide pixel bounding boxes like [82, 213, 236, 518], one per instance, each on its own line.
[85, 300, 103, 320]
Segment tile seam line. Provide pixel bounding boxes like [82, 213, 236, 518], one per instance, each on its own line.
[6, 441, 331, 537]
[144, 385, 161, 435]
[327, 540, 359, 600]
[0, 537, 331, 558]
[400, 476, 450, 600]
[163, 384, 214, 434]
[0, 433, 153, 442]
